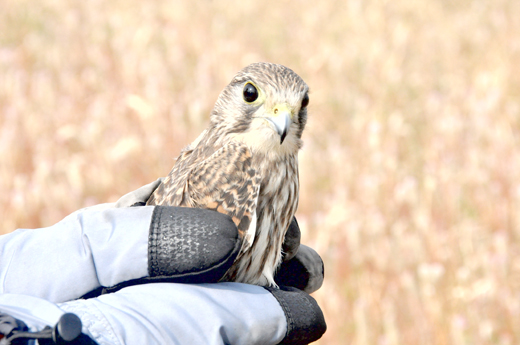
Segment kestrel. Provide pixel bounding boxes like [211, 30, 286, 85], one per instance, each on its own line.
[147, 62, 309, 287]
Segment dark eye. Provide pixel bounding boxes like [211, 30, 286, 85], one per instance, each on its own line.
[301, 93, 309, 108]
[243, 83, 259, 103]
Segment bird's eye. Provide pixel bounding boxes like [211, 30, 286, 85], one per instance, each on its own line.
[301, 93, 309, 109]
[243, 83, 259, 103]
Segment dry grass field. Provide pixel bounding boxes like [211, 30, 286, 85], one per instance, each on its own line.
[2, 0, 520, 343]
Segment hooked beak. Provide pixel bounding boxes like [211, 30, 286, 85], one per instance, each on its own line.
[266, 104, 292, 144]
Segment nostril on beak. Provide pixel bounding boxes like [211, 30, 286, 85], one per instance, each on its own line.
[274, 108, 278, 114]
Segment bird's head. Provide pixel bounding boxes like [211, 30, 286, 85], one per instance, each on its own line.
[210, 62, 309, 158]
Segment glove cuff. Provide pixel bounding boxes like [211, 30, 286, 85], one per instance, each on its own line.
[265, 286, 326, 345]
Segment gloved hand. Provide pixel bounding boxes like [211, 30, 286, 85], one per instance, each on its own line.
[0, 180, 327, 344]
[0, 282, 325, 345]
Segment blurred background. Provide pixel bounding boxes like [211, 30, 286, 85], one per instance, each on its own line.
[1, 0, 520, 343]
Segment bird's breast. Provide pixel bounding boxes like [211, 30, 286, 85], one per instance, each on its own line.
[255, 154, 299, 227]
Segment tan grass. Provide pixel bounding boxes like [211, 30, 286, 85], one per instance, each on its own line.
[2, 0, 520, 343]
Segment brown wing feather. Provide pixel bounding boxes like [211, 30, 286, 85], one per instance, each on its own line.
[148, 140, 260, 241]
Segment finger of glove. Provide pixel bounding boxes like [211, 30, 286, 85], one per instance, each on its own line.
[264, 286, 326, 345]
[282, 218, 301, 262]
[87, 206, 242, 297]
[148, 206, 241, 281]
[115, 178, 164, 208]
[275, 244, 324, 294]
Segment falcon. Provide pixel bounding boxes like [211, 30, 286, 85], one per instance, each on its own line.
[147, 62, 309, 287]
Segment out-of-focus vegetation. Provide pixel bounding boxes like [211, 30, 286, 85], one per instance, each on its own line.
[2, 0, 520, 343]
